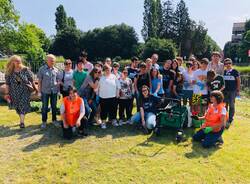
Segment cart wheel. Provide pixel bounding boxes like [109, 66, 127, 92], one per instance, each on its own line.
[154, 127, 160, 136]
[176, 130, 183, 143]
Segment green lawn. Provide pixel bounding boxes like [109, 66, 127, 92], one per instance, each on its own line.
[0, 98, 250, 184]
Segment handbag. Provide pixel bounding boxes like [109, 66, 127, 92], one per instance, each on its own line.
[14, 70, 35, 93]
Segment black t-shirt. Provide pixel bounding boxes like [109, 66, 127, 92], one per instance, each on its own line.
[127, 67, 139, 82]
[207, 75, 225, 91]
[224, 69, 239, 91]
[159, 67, 174, 90]
[139, 95, 159, 114]
[136, 72, 150, 91]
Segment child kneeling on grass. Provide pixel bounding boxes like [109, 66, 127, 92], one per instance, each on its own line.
[60, 86, 88, 139]
[192, 90, 228, 148]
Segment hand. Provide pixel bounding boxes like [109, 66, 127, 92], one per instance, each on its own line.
[141, 119, 146, 127]
[37, 92, 41, 97]
[203, 127, 213, 134]
[153, 92, 158, 97]
[76, 119, 81, 127]
[88, 99, 93, 105]
[191, 115, 199, 120]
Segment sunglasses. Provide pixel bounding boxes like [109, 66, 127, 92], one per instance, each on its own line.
[95, 71, 102, 74]
[65, 63, 72, 65]
[142, 90, 148, 93]
[224, 63, 232, 65]
[123, 72, 128, 74]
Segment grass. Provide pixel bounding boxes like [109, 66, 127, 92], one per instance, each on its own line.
[0, 98, 250, 184]
[234, 65, 250, 74]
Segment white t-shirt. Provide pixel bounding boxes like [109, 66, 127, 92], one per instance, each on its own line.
[193, 69, 208, 95]
[182, 70, 194, 90]
[98, 74, 120, 99]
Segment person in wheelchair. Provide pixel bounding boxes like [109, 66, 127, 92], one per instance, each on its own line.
[131, 85, 160, 133]
[60, 86, 88, 139]
[192, 90, 227, 148]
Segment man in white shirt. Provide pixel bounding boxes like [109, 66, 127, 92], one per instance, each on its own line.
[207, 51, 224, 75]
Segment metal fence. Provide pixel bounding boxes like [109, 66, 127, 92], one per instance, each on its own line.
[241, 75, 250, 90]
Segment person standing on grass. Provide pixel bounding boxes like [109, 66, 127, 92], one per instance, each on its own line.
[134, 62, 151, 111]
[192, 90, 228, 148]
[207, 51, 224, 75]
[159, 60, 174, 97]
[104, 57, 112, 66]
[60, 87, 88, 139]
[79, 51, 93, 73]
[182, 61, 194, 106]
[5, 55, 37, 128]
[59, 59, 74, 97]
[171, 59, 184, 99]
[73, 60, 88, 92]
[145, 58, 153, 72]
[112, 62, 121, 79]
[118, 68, 133, 125]
[151, 53, 160, 70]
[131, 85, 160, 134]
[98, 64, 120, 129]
[192, 58, 209, 115]
[38, 54, 60, 129]
[223, 58, 240, 128]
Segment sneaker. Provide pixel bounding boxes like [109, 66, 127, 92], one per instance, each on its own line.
[126, 119, 133, 125]
[119, 119, 124, 126]
[101, 123, 106, 129]
[112, 119, 119, 127]
[52, 120, 61, 127]
[41, 122, 46, 129]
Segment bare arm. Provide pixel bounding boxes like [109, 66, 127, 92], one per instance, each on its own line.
[140, 107, 145, 126]
[236, 76, 241, 94]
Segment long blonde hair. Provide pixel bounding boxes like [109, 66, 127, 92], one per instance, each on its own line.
[5, 55, 26, 75]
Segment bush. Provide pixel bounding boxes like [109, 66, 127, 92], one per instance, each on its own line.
[141, 38, 177, 62]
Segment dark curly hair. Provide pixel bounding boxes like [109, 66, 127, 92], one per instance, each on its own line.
[210, 90, 224, 104]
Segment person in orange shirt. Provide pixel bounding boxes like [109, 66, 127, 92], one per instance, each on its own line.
[60, 86, 88, 139]
[192, 90, 227, 148]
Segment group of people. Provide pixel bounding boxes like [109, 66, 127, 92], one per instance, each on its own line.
[4, 51, 241, 148]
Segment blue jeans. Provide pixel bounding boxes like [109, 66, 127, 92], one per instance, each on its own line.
[41, 92, 58, 122]
[193, 128, 224, 148]
[131, 112, 156, 130]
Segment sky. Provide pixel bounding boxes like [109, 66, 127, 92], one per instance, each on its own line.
[12, 0, 250, 49]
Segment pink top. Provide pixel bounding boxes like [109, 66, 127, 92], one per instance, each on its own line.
[83, 61, 94, 73]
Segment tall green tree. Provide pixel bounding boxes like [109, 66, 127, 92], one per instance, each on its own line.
[162, 0, 175, 39]
[142, 0, 157, 41]
[55, 5, 68, 32]
[174, 0, 192, 57]
[67, 17, 76, 29]
[156, 0, 164, 37]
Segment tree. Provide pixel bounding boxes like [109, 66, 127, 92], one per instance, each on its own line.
[67, 17, 76, 29]
[55, 5, 68, 32]
[174, 0, 192, 57]
[224, 41, 241, 62]
[50, 27, 81, 60]
[162, 0, 175, 39]
[80, 24, 139, 60]
[141, 38, 177, 61]
[245, 19, 250, 32]
[190, 21, 208, 57]
[142, 0, 156, 41]
[156, 0, 164, 37]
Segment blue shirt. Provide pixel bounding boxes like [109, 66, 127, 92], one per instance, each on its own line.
[151, 77, 164, 95]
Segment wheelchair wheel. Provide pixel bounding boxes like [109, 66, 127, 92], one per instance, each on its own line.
[176, 130, 184, 143]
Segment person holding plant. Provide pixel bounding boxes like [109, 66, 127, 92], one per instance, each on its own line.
[192, 90, 228, 148]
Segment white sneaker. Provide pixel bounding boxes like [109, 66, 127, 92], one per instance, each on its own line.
[101, 123, 106, 129]
[119, 119, 124, 126]
[52, 120, 61, 127]
[112, 119, 119, 127]
[41, 122, 46, 129]
[127, 120, 133, 125]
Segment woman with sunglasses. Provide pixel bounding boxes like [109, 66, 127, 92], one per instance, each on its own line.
[131, 85, 160, 133]
[79, 67, 100, 123]
[171, 59, 184, 99]
[182, 61, 194, 106]
[118, 68, 133, 125]
[59, 59, 74, 97]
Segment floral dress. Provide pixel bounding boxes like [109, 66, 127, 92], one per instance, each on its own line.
[5, 68, 34, 115]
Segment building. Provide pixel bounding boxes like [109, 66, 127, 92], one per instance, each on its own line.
[231, 22, 245, 44]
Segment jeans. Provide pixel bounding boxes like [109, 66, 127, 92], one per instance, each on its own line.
[131, 112, 156, 130]
[224, 90, 236, 123]
[193, 128, 224, 148]
[41, 92, 58, 122]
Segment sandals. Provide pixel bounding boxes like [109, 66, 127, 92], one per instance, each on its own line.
[19, 122, 25, 129]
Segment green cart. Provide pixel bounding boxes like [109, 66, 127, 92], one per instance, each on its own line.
[154, 98, 188, 142]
